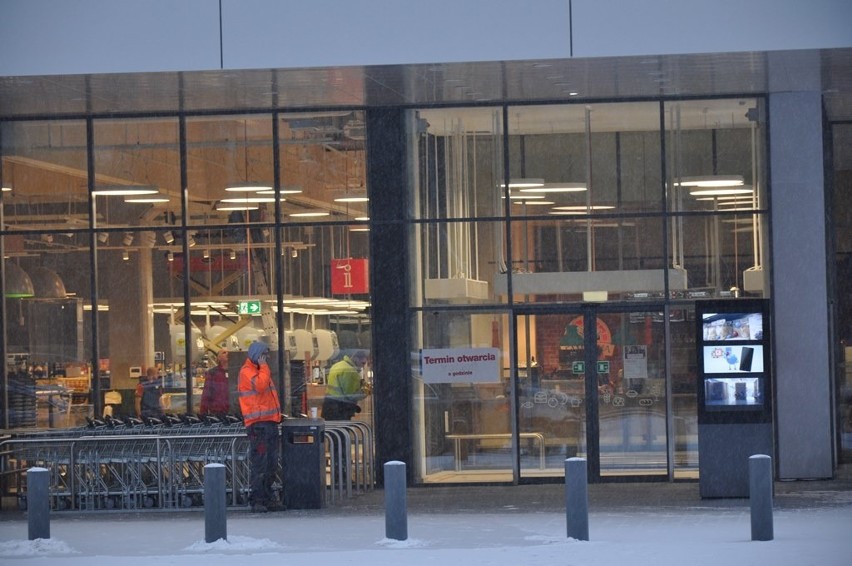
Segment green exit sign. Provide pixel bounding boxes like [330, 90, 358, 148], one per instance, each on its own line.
[238, 300, 262, 314]
[572, 361, 585, 374]
[597, 361, 610, 374]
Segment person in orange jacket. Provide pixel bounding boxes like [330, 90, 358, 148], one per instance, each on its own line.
[238, 340, 283, 512]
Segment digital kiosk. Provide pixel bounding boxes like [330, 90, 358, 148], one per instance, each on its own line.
[696, 300, 773, 498]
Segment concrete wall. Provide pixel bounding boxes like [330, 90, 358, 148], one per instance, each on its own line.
[2, 0, 851, 77]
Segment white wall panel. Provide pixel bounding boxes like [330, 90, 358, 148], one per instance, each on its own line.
[2, 0, 851, 77]
[0, 0, 221, 76]
[571, 0, 852, 58]
[220, 0, 571, 69]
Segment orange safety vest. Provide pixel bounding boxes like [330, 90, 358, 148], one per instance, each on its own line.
[237, 359, 281, 426]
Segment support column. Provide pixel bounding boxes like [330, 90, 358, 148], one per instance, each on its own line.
[768, 50, 833, 479]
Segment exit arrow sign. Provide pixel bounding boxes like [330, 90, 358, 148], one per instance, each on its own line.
[238, 300, 262, 314]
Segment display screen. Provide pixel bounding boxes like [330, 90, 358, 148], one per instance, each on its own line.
[704, 377, 763, 409]
[701, 312, 763, 341]
[702, 345, 764, 373]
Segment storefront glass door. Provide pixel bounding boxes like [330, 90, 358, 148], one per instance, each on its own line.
[518, 308, 669, 480]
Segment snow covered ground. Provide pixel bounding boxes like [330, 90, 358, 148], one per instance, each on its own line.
[2, 493, 851, 566]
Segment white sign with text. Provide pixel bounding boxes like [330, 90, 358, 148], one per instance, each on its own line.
[420, 347, 501, 384]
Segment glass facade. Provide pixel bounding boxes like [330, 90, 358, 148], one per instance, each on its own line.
[409, 98, 768, 483]
[2, 50, 847, 488]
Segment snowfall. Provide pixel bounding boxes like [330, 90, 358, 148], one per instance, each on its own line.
[2, 490, 851, 566]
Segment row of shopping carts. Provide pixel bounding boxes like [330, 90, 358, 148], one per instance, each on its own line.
[0, 415, 374, 512]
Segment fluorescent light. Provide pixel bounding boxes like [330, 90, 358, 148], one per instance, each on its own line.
[93, 185, 159, 196]
[689, 187, 754, 196]
[224, 183, 273, 192]
[674, 175, 744, 188]
[220, 196, 276, 203]
[289, 211, 330, 217]
[499, 178, 545, 188]
[1, 185, 11, 192]
[216, 204, 260, 211]
[124, 196, 170, 203]
[512, 200, 555, 206]
[551, 205, 615, 211]
[504, 194, 546, 200]
[519, 182, 586, 193]
[333, 195, 369, 203]
[257, 187, 302, 195]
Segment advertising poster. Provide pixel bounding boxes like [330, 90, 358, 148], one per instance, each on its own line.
[623, 344, 648, 379]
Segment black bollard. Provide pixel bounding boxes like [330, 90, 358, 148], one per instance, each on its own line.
[749, 454, 774, 541]
[384, 461, 408, 541]
[204, 463, 227, 543]
[27, 467, 50, 541]
[565, 457, 589, 541]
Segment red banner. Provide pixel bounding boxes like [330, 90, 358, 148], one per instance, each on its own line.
[331, 258, 369, 294]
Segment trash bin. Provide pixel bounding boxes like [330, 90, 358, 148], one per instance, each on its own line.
[281, 418, 325, 509]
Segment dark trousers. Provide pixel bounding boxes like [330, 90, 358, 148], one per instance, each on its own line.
[247, 421, 280, 505]
[321, 397, 358, 420]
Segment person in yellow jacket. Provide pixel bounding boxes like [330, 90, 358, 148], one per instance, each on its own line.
[238, 340, 283, 512]
[321, 350, 368, 420]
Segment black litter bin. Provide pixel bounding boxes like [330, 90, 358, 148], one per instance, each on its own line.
[281, 418, 325, 509]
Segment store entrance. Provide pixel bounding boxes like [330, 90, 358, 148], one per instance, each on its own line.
[517, 307, 669, 481]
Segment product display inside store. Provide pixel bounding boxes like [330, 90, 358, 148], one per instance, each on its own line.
[2, 112, 373, 428]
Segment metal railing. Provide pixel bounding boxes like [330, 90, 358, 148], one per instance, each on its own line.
[1, 416, 374, 512]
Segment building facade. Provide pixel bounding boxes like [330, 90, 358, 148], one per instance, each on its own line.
[1, 2, 850, 486]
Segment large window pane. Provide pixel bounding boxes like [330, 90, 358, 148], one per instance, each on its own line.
[280, 111, 368, 224]
[92, 118, 180, 230]
[1, 120, 88, 232]
[3, 235, 93, 429]
[413, 107, 504, 220]
[412, 219, 506, 307]
[506, 103, 663, 218]
[411, 309, 510, 483]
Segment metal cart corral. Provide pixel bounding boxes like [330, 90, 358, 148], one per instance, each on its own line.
[1, 416, 374, 512]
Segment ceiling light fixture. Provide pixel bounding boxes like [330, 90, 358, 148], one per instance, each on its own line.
[257, 187, 302, 195]
[97, 233, 109, 244]
[551, 205, 616, 211]
[220, 196, 276, 203]
[167, 252, 174, 262]
[123, 232, 134, 246]
[224, 183, 274, 192]
[203, 249, 210, 260]
[93, 185, 159, 196]
[229, 250, 237, 260]
[519, 182, 587, 193]
[4, 262, 34, 298]
[122, 250, 130, 261]
[1, 185, 11, 192]
[674, 175, 745, 188]
[688, 186, 754, 197]
[216, 203, 260, 211]
[512, 200, 555, 206]
[289, 211, 330, 217]
[498, 178, 545, 189]
[124, 196, 170, 203]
